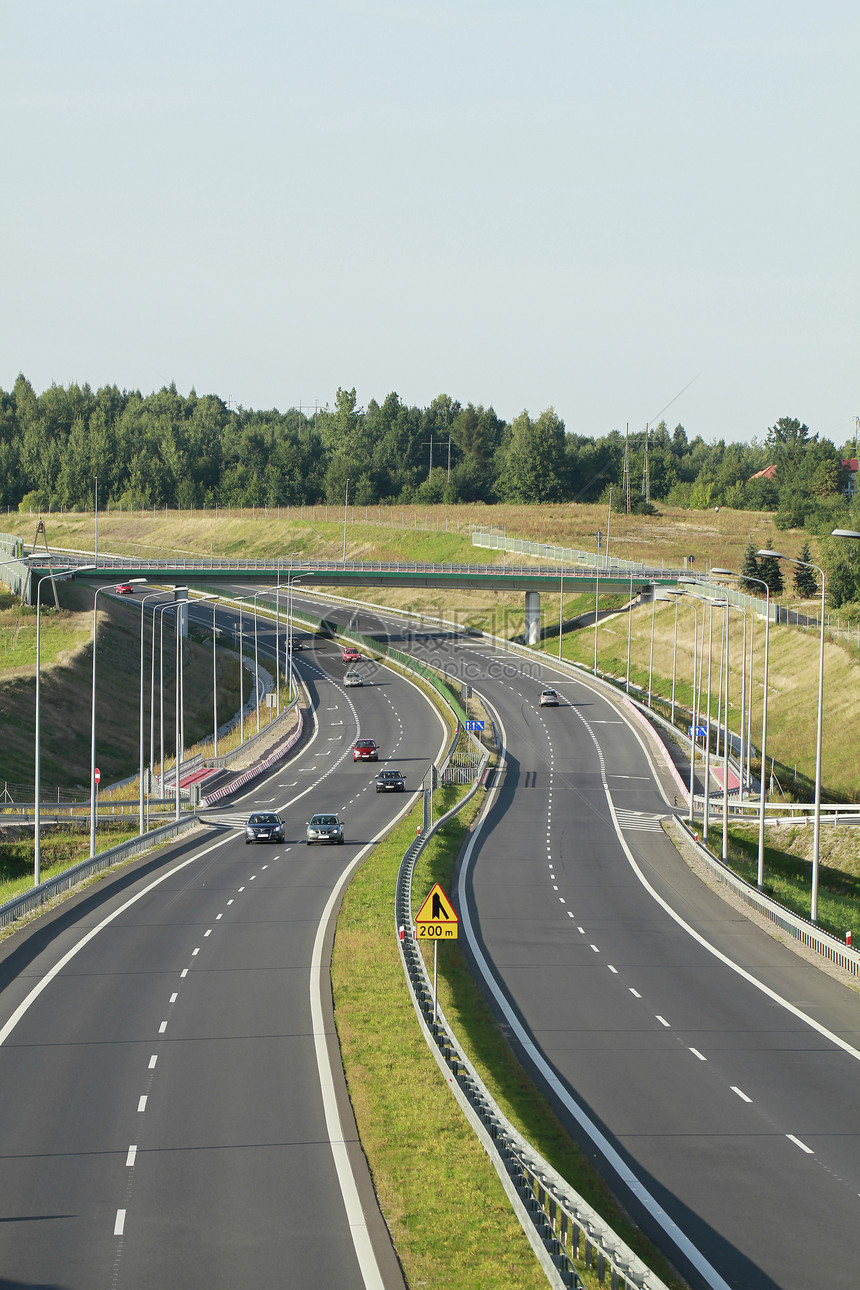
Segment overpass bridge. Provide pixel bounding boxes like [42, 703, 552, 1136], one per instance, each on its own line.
[22, 552, 693, 644]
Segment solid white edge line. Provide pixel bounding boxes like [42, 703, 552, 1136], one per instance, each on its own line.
[457, 701, 735, 1290]
[0, 833, 235, 1049]
[309, 660, 449, 1290]
[518, 646, 860, 1065]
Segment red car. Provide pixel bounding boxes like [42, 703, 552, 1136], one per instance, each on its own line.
[352, 739, 378, 762]
[115, 583, 135, 595]
[342, 647, 361, 663]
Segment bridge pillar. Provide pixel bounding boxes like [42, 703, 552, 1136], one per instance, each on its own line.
[175, 586, 188, 637]
[524, 591, 541, 646]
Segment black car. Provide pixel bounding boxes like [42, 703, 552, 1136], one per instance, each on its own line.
[375, 770, 405, 793]
[288, 635, 305, 650]
[244, 812, 285, 844]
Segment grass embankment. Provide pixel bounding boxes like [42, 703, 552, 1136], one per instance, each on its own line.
[702, 821, 860, 943]
[0, 826, 139, 907]
[0, 498, 802, 579]
[550, 595, 860, 805]
[0, 583, 243, 793]
[332, 785, 682, 1290]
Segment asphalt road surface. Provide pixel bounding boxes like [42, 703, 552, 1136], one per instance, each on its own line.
[0, 628, 445, 1289]
[295, 592, 860, 1290]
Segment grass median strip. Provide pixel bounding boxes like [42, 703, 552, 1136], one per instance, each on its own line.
[332, 783, 683, 1290]
[332, 789, 548, 1290]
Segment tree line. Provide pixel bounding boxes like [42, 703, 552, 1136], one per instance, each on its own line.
[3, 374, 860, 602]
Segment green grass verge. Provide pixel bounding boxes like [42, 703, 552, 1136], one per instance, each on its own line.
[332, 784, 683, 1290]
[705, 823, 860, 941]
[0, 826, 139, 905]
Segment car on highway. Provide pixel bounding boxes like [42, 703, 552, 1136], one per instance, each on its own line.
[375, 769, 405, 793]
[344, 670, 363, 687]
[244, 812, 286, 844]
[539, 688, 560, 707]
[341, 647, 361, 662]
[288, 635, 305, 650]
[115, 583, 135, 595]
[306, 813, 345, 845]
[352, 738, 378, 761]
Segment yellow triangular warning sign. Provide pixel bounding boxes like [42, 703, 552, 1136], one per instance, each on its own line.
[415, 882, 458, 924]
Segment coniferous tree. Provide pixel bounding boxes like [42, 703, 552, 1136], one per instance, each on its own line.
[758, 553, 784, 597]
[793, 542, 819, 598]
[739, 542, 761, 593]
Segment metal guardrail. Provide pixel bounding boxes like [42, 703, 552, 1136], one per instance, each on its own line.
[471, 526, 678, 578]
[202, 708, 305, 806]
[672, 818, 860, 976]
[205, 694, 299, 771]
[395, 777, 666, 1290]
[0, 816, 201, 930]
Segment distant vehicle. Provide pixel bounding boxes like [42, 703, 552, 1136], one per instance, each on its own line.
[244, 812, 285, 844]
[288, 635, 305, 650]
[306, 813, 344, 845]
[375, 769, 405, 793]
[539, 688, 559, 707]
[344, 670, 363, 687]
[115, 583, 135, 595]
[352, 738, 378, 761]
[341, 647, 361, 662]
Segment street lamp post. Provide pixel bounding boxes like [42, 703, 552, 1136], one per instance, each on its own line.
[139, 590, 172, 837]
[212, 600, 219, 754]
[151, 600, 174, 816]
[90, 578, 146, 857]
[188, 595, 219, 760]
[647, 591, 672, 709]
[558, 555, 565, 662]
[625, 570, 634, 693]
[236, 597, 246, 744]
[250, 586, 280, 733]
[711, 569, 771, 885]
[759, 548, 825, 921]
[342, 479, 350, 561]
[278, 553, 300, 711]
[593, 555, 600, 676]
[34, 565, 89, 884]
[286, 572, 309, 701]
[701, 597, 727, 846]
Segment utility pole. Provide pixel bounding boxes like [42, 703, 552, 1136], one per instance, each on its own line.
[623, 425, 631, 514]
[421, 437, 434, 482]
[643, 425, 651, 504]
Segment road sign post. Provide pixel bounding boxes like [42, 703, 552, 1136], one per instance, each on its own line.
[415, 883, 459, 1025]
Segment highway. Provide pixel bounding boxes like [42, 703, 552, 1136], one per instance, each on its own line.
[0, 622, 445, 1289]
[4, 580, 859, 1290]
[293, 591, 860, 1290]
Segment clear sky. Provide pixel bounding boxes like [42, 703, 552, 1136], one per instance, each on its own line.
[3, 1, 857, 447]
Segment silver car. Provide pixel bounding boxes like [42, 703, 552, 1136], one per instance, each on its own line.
[344, 670, 363, 687]
[306, 813, 345, 845]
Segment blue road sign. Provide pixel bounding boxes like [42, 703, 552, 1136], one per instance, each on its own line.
[465, 720, 485, 732]
[689, 724, 707, 737]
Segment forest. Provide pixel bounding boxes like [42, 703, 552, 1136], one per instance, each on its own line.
[2, 374, 860, 601]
